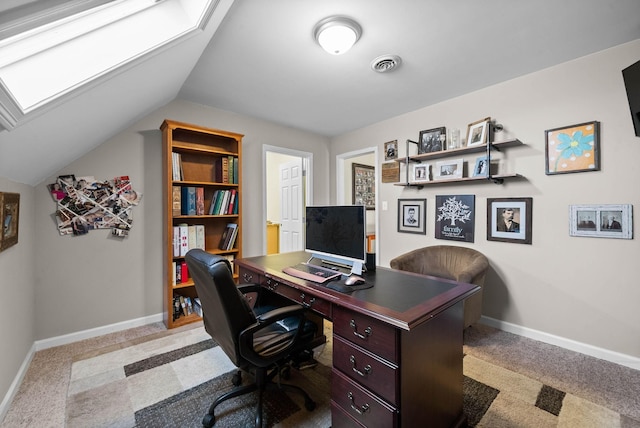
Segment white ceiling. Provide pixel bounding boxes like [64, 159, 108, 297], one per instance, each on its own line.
[1, 0, 640, 185]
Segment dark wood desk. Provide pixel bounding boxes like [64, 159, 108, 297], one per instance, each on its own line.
[235, 252, 479, 428]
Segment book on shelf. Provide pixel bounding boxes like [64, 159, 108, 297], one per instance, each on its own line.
[176, 262, 182, 284]
[172, 152, 184, 181]
[195, 187, 205, 215]
[222, 254, 235, 270]
[228, 155, 234, 184]
[178, 223, 189, 256]
[187, 225, 197, 251]
[181, 186, 196, 215]
[193, 298, 203, 317]
[227, 189, 237, 215]
[233, 157, 238, 184]
[180, 260, 189, 283]
[172, 261, 176, 285]
[195, 224, 205, 250]
[218, 223, 237, 250]
[172, 226, 180, 257]
[172, 186, 181, 216]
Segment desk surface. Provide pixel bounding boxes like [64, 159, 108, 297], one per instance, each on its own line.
[236, 251, 479, 331]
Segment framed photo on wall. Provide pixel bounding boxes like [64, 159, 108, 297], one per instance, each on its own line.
[384, 140, 398, 160]
[418, 127, 446, 154]
[466, 117, 491, 147]
[487, 197, 533, 244]
[569, 204, 632, 239]
[398, 199, 426, 234]
[545, 121, 600, 175]
[0, 192, 20, 252]
[352, 163, 375, 210]
[435, 194, 475, 242]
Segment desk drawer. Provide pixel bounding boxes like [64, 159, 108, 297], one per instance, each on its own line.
[333, 307, 398, 363]
[239, 268, 261, 284]
[262, 277, 331, 318]
[331, 369, 398, 428]
[333, 335, 398, 405]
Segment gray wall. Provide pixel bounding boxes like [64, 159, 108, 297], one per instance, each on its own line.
[331, 40, 640, 358]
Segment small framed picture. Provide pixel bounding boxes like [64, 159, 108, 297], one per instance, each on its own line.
[0, 192, 20, 252]
[545, 121, 600, 175]
[569, 204, 632, 239]
[434, 159, 463, 180]
[435, 194, 475, 242]
[384, 140, 398, 161]
[472, 156, 489, 177]
[466, 117, 491, 147]
[487, 198, 533, 244]
[398, 199, 426, 234]
[418, 127, 446, 154]
[412, 163, 430, 182]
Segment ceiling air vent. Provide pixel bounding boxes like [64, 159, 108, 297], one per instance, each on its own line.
[370, 55, 402, 73]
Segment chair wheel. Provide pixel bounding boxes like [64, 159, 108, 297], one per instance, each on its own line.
[232, 371, 242, 386]
[202, 413, 215, 427]
[305, 398, 316, 412]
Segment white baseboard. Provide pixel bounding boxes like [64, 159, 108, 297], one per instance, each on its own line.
[1, 313, 164, 423]
[34, 313, 164, 351]
[0, 343, 35, 424]
[480, 316, 640, 371]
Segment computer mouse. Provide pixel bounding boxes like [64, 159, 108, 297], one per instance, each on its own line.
[345, 275, 365, 286]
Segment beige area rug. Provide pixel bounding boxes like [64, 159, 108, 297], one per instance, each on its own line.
[65, 326, 626, 427]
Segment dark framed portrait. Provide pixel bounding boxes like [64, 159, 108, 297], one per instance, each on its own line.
[487, 197, 533, 244]
[418, 127, 446, 154]
[0, 192, 20, 252]
[384, 140, 398, 160]
[398, 199, 426, 234]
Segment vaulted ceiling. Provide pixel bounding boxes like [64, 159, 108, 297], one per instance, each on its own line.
[1, 0, 639, 185]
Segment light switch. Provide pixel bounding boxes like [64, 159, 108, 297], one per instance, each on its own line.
[382, 201, 388, 211]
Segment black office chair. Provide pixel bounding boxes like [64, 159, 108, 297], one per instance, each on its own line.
[185, 249, 325, 428]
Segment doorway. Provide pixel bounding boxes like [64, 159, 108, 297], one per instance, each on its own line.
[336, 147, 379, 258]
[263, 145, 313, 255]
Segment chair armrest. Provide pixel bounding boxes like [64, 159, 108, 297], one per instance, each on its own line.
[238, 305, 307, 367]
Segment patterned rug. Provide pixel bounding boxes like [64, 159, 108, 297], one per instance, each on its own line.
[66, 326, 623, 427]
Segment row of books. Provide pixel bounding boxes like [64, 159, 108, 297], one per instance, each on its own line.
[172, 295, 202, 320]
[172, 253, 235, 286]
[219, 223, 238, 251]
[173, 223, 205, 257]
[208, 189, 238, 215]
[171, 152, 238, 184]
[174, 186, 206, 216]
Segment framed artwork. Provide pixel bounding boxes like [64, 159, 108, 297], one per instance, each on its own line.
[545, 121, 600, 175]
[0, 192, 20, 252]
[384, 140, 398, 160]
[569, 204, 632, 239]
[466, 117, 491, 147]
[435, 194, 475, 242]
[412, 163, 430, 182]
[434, 159, 463, 180]
[398, 199, 426, 234]
[472, 156, 489, 177]
[352, 163, 375, 210]
[487, 197, 533, 244]
[418, 127, 446, 154]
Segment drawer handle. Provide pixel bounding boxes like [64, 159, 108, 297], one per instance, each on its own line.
[243, 273, 253, 282]
[265, 279, 278, 291]
[349, 319, 372, 340]
[349, 355, 372, 377]
[299, 293, 316, 308]
[347, 392, 370, 415]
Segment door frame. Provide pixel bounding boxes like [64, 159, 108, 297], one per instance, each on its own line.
[336, 147, 379, 257]
[262, 144, 313, 255]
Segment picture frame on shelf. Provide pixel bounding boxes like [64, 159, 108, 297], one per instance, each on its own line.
[384, 140, 398, 160]
[487, 197, 533, 244]
[412, 163, 430, 182]
[545, 121, 600, 175]
[352, 163, 375, 210]
[398, 199, 426, 234]
[0, 192, 20, 252]
[434, 159, 463, 180]
[472, 156, 489, 177]
[466, 117, 491, 147]
[418, 127, 446, 154]
[569, 204, 632, 239]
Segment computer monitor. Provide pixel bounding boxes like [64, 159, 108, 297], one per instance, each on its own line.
[305, 205, 366, 274]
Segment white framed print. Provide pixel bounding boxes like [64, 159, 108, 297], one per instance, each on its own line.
[466, 117, 491, 147]
[434, 159, 463, 180]
[412, 163, 430, 182]
[569, 204, 633, 239]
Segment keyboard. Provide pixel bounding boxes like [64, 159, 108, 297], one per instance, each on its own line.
[283, 263, 342, 284]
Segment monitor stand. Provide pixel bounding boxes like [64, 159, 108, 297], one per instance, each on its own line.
[307, 254, 364, 276]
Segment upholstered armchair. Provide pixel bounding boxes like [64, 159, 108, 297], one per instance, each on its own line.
[389, 245, 489, 328]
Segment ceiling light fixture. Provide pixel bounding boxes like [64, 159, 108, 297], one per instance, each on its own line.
[313, 16, 361, 55]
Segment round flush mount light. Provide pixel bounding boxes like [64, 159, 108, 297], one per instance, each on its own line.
[313, 16, 362, 55]
[370, 55, 402, 73]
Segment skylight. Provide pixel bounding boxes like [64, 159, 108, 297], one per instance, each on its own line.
[0, 0, 219, 130]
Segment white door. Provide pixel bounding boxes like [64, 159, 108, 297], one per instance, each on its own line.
[279, 158, 304, 252]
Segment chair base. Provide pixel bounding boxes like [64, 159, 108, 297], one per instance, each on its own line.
[202, 365, 316, 428]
